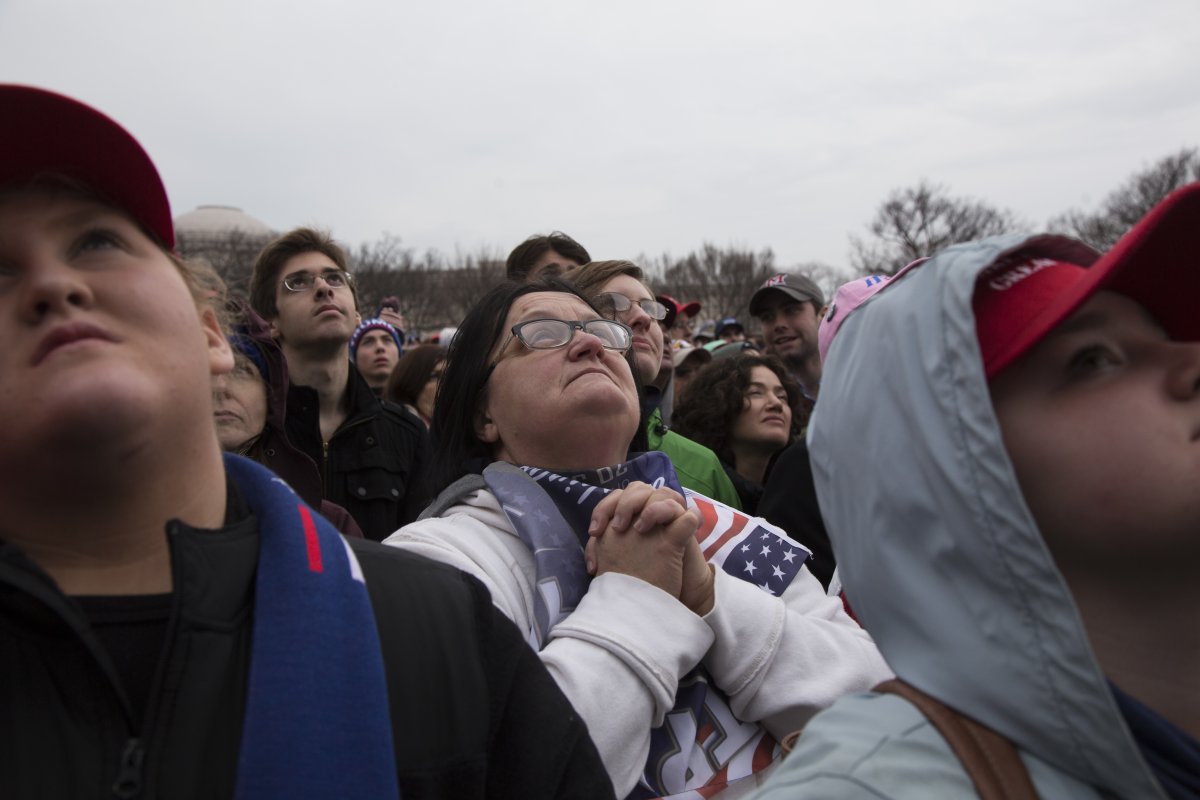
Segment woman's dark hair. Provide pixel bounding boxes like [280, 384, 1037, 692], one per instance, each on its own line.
[430, 277, 649, 496]
[671, 354, 805, 468]
[385, 344, 446, 407]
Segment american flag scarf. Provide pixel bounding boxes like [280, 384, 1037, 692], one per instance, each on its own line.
[482, 452, 810, 799]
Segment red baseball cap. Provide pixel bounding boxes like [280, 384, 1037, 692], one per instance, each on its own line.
[658, 294, 702, 324]
[0, 84, 174, 248]
[974, 181, 1200, 377]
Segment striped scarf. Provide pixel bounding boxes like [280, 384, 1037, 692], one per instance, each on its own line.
[226, 455, 400, 800]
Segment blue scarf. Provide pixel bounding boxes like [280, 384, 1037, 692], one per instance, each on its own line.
[225, 455, 399, 800]
[483, 451, 810, 799]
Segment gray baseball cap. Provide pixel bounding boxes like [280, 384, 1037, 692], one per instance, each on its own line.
[749, 272, 825, 316]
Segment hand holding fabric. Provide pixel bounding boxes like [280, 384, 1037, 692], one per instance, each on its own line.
[585, 481, 699, 600]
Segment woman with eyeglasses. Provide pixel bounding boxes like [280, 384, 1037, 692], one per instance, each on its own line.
[384, 278, 889, 798]
[563, 260, 744, 511]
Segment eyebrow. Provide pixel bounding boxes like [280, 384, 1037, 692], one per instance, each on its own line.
[516, 307, 601, 323]
[609, 290, 654, 303]
[284, 267, 343, 275]
[1041, 303, 1163, 343]
[46, 204, 130, 232]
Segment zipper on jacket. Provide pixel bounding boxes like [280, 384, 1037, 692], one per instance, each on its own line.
[322, 439, 330, 493]
[111, 738, 144, 798]
[321, 415, 371, 494]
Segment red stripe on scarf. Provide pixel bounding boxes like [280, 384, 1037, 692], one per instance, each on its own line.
[700, 509, 749, 560]
[299, 504, 324, 573]
[693, 496, 718, 543]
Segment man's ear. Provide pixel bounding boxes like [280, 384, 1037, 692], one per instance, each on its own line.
[201, 307, 235, 376]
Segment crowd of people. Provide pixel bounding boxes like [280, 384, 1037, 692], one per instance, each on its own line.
[3, 83, 1196, 799]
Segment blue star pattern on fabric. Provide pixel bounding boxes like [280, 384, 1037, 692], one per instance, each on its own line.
[686, 490, 810, 598]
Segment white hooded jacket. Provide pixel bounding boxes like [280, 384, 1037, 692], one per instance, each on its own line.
[749, 233, 1167, 798]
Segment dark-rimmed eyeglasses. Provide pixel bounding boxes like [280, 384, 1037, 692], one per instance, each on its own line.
[281, 269, 355, 293]
[594, 292, 669, 322]
[495, 318, 632, 363]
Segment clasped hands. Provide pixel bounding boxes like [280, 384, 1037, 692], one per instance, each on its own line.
[586, 482, 715, 616]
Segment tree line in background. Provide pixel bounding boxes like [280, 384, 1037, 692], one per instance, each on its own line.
[180, 147, 1199, 336]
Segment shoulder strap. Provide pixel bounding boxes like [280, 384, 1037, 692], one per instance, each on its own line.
[874, 679, 1038, 800]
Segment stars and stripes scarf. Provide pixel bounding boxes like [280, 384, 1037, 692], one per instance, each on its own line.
[483, 451, 810, 799]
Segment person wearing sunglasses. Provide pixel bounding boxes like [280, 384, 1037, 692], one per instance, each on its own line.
[565, 261, 744, 510]
[248, 228, 431, 540]
[385, 278, 888, 798]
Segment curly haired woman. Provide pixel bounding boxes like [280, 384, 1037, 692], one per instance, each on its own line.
[672, 354, 806, 514]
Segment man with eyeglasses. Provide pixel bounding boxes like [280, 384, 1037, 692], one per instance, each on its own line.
[249, 227, 431, 540]
[565, 260, 743, 510]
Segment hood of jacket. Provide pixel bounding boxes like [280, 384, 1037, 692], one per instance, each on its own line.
[808, 233, 1160, 798]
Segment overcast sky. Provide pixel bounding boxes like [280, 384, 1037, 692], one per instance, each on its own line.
[3, 0, 1198, 270]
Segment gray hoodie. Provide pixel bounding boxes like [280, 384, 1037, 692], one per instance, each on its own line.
[748, 233, 1165, 798]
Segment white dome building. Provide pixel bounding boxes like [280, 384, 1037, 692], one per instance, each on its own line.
[175, 205, 273, 238]
[174, 206, 276, 294]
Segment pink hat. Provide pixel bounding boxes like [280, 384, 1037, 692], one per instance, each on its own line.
[0, 84, 174, 248]
[818, 259, 926, 362]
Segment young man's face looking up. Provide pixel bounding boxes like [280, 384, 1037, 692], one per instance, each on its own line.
[988, 290, 1200, 570]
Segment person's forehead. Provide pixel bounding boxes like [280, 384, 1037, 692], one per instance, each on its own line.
[280, 251, 340, 276]
[0, 187, 134, 235]
[748, 365, 781, 383]
[601, 273, 653, 300]
[362, 329, 392, 341]
[509, 291, 596, 321]
[230, 351, 263, 377]
[532, 249, 580, 268]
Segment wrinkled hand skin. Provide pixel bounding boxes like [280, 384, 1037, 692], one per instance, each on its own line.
[586, 482, 713, 614]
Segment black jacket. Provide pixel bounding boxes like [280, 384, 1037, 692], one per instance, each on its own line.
[286, 364, 431, 540]
[757, 438, 837, 589]
[0, 507, 613, 798]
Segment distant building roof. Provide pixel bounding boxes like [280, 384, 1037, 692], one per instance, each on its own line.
[175, 205, 273, 237]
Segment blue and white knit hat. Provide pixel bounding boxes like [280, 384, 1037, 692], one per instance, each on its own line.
[348, 318, 402, 359]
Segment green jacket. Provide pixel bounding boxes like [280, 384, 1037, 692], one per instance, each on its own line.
[646, 408, 743, 510]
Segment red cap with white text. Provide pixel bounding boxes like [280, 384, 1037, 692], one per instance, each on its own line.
[974, 182, 1200, 377]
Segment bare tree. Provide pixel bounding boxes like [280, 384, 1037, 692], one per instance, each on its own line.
[350, 236, 449, 334]
[435, 247, 507, 324]
[350, 238, 507, 336]
[850, 181, 1024, 275]
[176, 228, 274, 298]
[795, 260, 857, 303]
[1050, 147, 1200, 250]
[648, 243, 779, 322]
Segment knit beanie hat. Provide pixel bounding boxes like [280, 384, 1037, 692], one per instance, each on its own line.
[348, 318, 402, 360]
